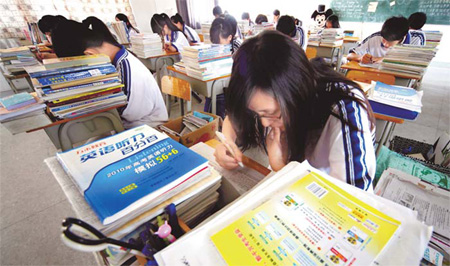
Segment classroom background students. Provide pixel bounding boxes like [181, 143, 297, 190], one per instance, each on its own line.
[276, 15, 305, 49]
[325, 15, 340, 29]
[407, 12, 427, 46]
[213, 6, 224, 18]
[150, 13, 190, 53]
[115, 13, 140, 37]
[347, 16, 409, 63]
[51, 16, 168, 129]
[214, 31, 376, 191]
[255, 14, 268, 25]
[273, 9, 280, 25]
[37, 15, 67, 59]
[210, 16, 241, 54]
[241, 12, 254, 27]
[171, 13, 200, 43]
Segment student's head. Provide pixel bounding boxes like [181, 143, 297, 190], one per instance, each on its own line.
[38, 15, 67, 42]
[115, 13, 139, 33]
[151, 13, 180, 37]
[241, 12, 250, 20]
[294, 18, 302, 27]
[224, 15, 238, 37]
[408, 12, 427, 30]
[380, 16, 409, 48]
[171, 13, 185, 31]
[273, 9, 280, 23]
[213, 6, 223, 18]
[325, 15, 340, 28]
[276, 15, 296, 38]
[255, 14, 268, 25]
[225, 30, 372, 161]
[52, 17, 121, 58]
[210, 18, 233, 44]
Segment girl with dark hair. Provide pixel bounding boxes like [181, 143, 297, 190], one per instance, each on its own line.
[52, 17, 168, 129]
[325, 15, 340, 29]
[170, 13, 200, 43]
[214, 31, 376, 191]
[151, 13, 190, 53]
[115, 13, 140, 36]
[276, 15, 306, 49]
[38, 15, 67, 44]
[210, 17, 241, 54]
[255, 14, 268, 25]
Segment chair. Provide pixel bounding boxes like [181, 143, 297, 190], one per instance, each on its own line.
[305, 47, 317, 59]
[346, 70, 396, 85]
[161, 76, 191, 117]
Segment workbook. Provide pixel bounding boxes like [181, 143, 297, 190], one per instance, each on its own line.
[56, 125, 210, 225]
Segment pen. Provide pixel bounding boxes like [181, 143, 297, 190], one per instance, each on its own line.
[215, 131, 244, 168]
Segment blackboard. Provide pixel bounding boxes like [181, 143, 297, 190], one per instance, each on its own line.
[330, 0, 450, 25]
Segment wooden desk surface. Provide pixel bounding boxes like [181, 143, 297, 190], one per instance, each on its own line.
[205, 139, 271, 176]
[26, 104, 126, 133]
[167, 66, 231, 82]
[142, 51, 179, 60]
[341, 61, 421, 80]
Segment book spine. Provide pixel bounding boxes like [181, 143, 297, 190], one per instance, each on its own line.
[37, 66, 117, 86]
[42, 79, 119, 94]
[48, 87, 123, 107]
[50, 93, 125, 112]
[29, 63, 113, 78]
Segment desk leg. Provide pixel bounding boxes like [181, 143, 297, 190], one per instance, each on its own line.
[384, 123, 396, 146]
[211, 80, 218, 115]
[376, 121, 393, 156]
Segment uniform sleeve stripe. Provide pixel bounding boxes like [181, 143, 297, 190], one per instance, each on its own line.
[349, 32, 381, 54]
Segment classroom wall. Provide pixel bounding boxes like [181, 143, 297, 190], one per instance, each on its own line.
[129, 0, 177, 33]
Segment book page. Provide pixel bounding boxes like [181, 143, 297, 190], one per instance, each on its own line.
[211, 172, 401, 266]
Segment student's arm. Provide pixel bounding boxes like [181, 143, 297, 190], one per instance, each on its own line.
[164, 42, 178, 52]
[347, 40, 375, 63]
[214, 116, 243, 169]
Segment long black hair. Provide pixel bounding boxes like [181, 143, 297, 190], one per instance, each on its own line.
[326, 15, 340, 28]
[151, 13, 181, 37]
[225, 30, 374, 162]
[115, 13, 140, 33]
[210, 17, 235, 51]
[38, 15, 67, 34]
[52, 16, 120, 57]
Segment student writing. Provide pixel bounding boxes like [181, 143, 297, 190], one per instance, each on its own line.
[151, 13, 190, 54]
[171, 13, 200, 43]
[214, 31, 376, 191]
[51, 17, 168, 129]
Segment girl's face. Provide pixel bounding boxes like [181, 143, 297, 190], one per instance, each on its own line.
[325, 21, 332, 28]
[162, 24, 169, 36]
[248, 90, 285, 131]
[115, 17, 120, 22]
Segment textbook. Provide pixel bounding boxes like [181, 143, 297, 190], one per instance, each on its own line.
[0, 92, 36, 111]
[56, 125, 210, 225]
[43, 54, 110, 70]
[34, 64, 117, 86]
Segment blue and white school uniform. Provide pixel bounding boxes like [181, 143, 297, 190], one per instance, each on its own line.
[349, 32, 389, 57]
[164, 31, 190, 53]
[404, 30, 426, 46]
[232, 38, 242, 54]
[306, 82, 376, 192]
[113, 46, 168, 129]
[294, 26, 306, 49]
[183, 25, 200, 43]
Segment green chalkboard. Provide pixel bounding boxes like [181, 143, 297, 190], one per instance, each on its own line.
[330, 0, 450, 25]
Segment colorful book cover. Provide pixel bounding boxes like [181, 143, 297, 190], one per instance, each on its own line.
[29, 63, 113, 79]
[47, 87, 123, 107]
[41, 78, 120, 94]
[56, 125, 209, 225]
[36, 64, 117, 86]
[43, 54, 110, 70]
[211, 172, 401, 266]
[0, 93, 36, 111]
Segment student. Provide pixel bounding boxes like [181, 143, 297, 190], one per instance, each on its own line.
[273, 9, 280, 24]
[38, 15, 67, 45]
[213, 6, 224, 18]
[115, 13, 140, 37]
[241, 12, 254, 27]
[171, 13, 200, 43]
[151, 13, 190, 53]
[210, 17, 241, 54]
[276, 15, 306, 49]
[255, 14, 268, 25]
[407, 12, 427, 46]
[325, 15, 340, 28]
[214, 31, 375, 191]
[51, 17, 168, 129]
[347, 16, 409, 63]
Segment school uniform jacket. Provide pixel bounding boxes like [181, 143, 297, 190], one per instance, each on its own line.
[405, 30, 426, 46]
[183, 25, 200, 43]
[164, 31, 190, 53]
[349, 32, 389, 57]
[113, 46, 168, 129]
[294, 26, 306, 49]
[306, 83, 376, 192]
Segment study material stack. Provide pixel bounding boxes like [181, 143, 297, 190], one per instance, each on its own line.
[380, 44, 437, 79]
[375, 168, 449, 266]
[368, 81, 423, 120]
[201, 23, 212, 44]
[173, 61, 186, 73]
[25, 54, 127, 119]
[26, 22, 45, 45]
[238, 20, 252, 36]
[181, 44, 232, 80]
[424, 31, 443, 48]
[158, 111, 215, 137]
[0, 47, 39, 75]
[252, 22, 275, 36]
[130, 33, 164, 58]
[0, 92, 50, 134]
[320, 28, 344, 46]
[108, 21, 130, 44]
[307, 30, 321, 46]
[155, 161, 432, 266]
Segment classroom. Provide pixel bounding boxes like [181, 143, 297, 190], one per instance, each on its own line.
[0, 0, 449, 265]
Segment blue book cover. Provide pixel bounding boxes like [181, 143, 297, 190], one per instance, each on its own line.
[369, 100, 419, 120]
[37, 65, 117, 86]
[0, 92, 36, 110]
[42, 78, 120, 94]
[29, 63, 113, 78]
[56, 125, 210, 225]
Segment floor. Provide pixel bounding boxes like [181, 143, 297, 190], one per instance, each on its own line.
[0, 62, 448, 265]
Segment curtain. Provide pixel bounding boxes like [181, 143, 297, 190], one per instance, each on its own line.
[0, 0, 136, 39]
[175, 0, 215, 29]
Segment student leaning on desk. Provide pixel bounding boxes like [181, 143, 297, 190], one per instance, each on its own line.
[36, 15, 67, 59]
[51, 16, 168, 129]
[214, 31, 376, 192]
[151, 13, 190, 54]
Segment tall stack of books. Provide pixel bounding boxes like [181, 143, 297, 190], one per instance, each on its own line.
[423, 31, 443, 48]
[26, 22, 46, 45]
[130, 33, 164, 58]
[238, 20, 252, 36]
[320, 28, 344, 46]
[253, 22, 274, 36]
[25, 54, 127, 119]
[108, 21, 130, 44]
[307, 29, 322, 46]
[201, 23, 212, 44]
[181, 44, 232, 80]
[0, 47, 39, 75]
[380, 45, 437, 79]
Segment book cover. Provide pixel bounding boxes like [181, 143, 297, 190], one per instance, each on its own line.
[28, 63, 113, 79]
[47, 86, 123, 107]
[36, 64, 117, 86]
[56, 125, 210, 225]
[370, 81, 423, 112]
[0, 93, 36, 111]
[43, 54, 110, 70]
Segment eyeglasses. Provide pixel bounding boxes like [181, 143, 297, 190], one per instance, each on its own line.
[253, 112, 282, 122]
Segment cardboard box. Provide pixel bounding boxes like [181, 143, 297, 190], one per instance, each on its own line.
[161, 111, 220, 147]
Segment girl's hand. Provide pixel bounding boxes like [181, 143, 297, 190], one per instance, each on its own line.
[214, 140, 243, 170]
[266, 127, 288, 171]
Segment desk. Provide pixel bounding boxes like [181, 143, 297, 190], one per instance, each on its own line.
[307, 43, 343, 69]
[343, 36, 360, 43]
[167, 66, 231, 115]
[137, 52, 180, 87]
[373, 113, 404, 156]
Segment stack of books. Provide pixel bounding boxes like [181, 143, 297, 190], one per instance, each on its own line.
[130, 33, 164, 58]
[108, 21, 130, 44]
[307, 30, 322, 46]
[423, 31, 443, 48]
[158, 111, 214, 137]
[201, 23, 212, 44]
[0, 47, 39, 75]
[181, 44, 232, 80]
[253, 22, 274, 36]
[320, 28, 344, 46]
[25, 54, 127, 119]
[380, 45, 437, 79]
[26, 22, 46, 45]
[173, 61, 186, 73]
[238, 20, 252, 36]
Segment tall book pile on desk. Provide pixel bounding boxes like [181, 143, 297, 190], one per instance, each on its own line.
[130, 33, 164, 58]
[307, 29, 321, 46]
[108, 21, 130, 44]
[181, 44, 232, 80]
[25, 54, 127, 119]
[201, 23, 212, 44]
[320, 28, 344, 46]
[26, 22, 46, 45]
[0, 47, 39, 75]
[380, 45, 437, 79]
[423, 31, 443, 48]
[253, 22, 274, 36]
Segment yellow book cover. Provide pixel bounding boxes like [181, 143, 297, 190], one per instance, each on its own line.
[50, 85, 123, 104]
[211, 172, 400, 266]
[43, 54, 110, 70]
